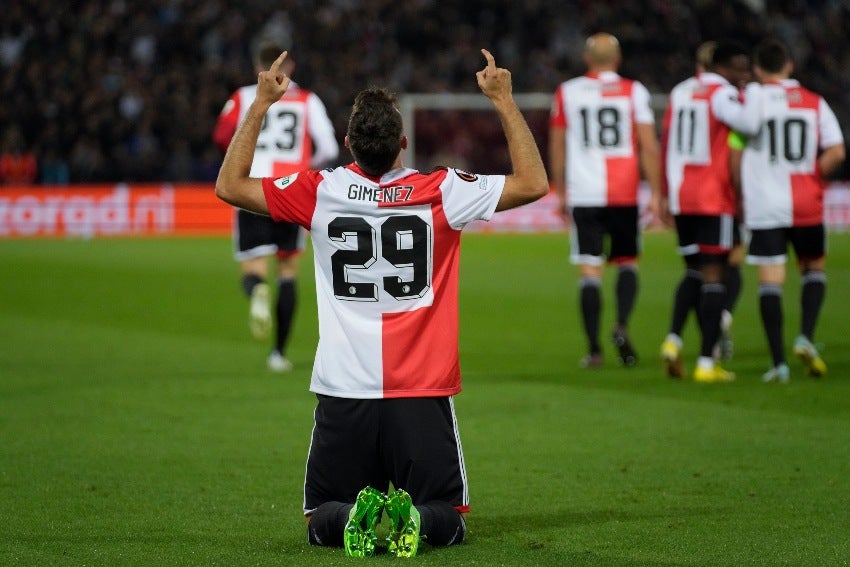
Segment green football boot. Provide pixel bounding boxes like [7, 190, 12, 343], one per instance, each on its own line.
[385, 489, 421, 558]
[344, 486, 386, 557]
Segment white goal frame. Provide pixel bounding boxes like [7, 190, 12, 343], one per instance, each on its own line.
[398, 92, 669, 169]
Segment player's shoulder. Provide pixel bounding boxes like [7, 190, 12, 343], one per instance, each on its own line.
[236, 83, 258, 97]
[615, 74, 639, 86]
[784, 81, 822, 106]
[409, 166, 465, 181]
[623, 77, 650, 96]
[561, 74, 594, 89]
[670, 75, 699, 92]
[283, 82, 308, 95]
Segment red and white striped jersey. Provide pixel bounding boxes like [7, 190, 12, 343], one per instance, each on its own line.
[261, 164, 505, 399]
[213, 82, 339, 177]
[663, 73, 762, 215]
[550, 71, 654, 206]
[740, 79, 844, 228]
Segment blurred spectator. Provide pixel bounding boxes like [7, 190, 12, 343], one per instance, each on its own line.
[2, 0, 848, 183]
[40, 145, 70, 185]
[0, 126, 37, 185]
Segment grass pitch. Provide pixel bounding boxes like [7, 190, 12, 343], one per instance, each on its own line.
[1, 231, 849, 566]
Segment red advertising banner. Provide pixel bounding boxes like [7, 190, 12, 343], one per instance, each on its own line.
[2, 182, 849, 238]
[0, 184, 232, 238]
[470, 182, 850, 233]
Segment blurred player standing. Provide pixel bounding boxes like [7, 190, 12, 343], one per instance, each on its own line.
[549, 33, 663, 368]
[216, 49, 548, 557]
[707, 40, 751, 361]
[660, 40, 762, 382]
[213, 41, 339, 372]
[731, 38, 845, 382]
[661, 41, 751, 373]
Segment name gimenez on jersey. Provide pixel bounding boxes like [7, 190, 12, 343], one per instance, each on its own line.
[347, 184, 414, 203]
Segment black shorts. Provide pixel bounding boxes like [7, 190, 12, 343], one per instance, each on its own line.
[232, 208, 305, 261]
[303, 395, 469, 515]
[746, 225, 826, 265]
[674, 214, 735, 261]
[732, 217, 745, 247]
[568, 206, 640, 265]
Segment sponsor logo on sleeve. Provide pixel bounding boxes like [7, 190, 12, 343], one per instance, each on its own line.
[273, 172, 299, 190]
[454, 169, 479, 183]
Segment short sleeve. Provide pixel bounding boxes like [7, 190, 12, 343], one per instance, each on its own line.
[440, 169, 506, 230]
[550, 87, 567, 128]
[819, 98, 844, 149]
[261, 170, 322, 228]
[632, 81, 655, 125]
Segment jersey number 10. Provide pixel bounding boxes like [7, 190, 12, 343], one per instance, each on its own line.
[763, 118, 807, 164]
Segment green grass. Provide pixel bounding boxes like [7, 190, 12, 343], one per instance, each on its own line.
[1, 231, 849, 566]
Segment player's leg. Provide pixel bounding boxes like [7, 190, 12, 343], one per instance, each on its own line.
[267, 223, 306, 372]
[307, 487, 387, 557]
[570, 207, 605, 367]
[304, 396, 388, 555]
[381, 397, 469, 555]
[724, 248, 745, 317]
[608, 206, 639, 366]
[792, 225, 828, 376]
[692, 216, 734, 383]
[695, 259, 727, 370]
[661, 216, 699, 377]
[748, 228, 790, 382]
[268, 255, 296, 372]
[233, 209, 276, 340]
[579, 264, 603, 367]
[717, 224, 746, 360]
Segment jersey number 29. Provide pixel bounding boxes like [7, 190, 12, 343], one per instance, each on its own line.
[329, 215, 432, 302]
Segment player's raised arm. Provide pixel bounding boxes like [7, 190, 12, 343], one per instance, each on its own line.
[476, 49, 549, 211]
[215, 51, 292, 214]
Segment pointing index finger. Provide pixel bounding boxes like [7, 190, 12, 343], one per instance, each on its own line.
[268, 50, 289, 74]
[481, 48, 495, 70]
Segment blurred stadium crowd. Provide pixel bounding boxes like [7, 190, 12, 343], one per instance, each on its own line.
[1, 0, 848, 184]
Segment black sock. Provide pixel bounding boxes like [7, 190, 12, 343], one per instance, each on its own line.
[800, 270, 826, 340]
[241, 273, 264, 297]
[307, 501, 352, 547]
[699, 282, 725, 358]
[417, 501, 466, 546]
[670, 269, 702, 336]
[276, 278, 296, 354]
[580, 276, 602, 354]
[759, 283, 785, 366]
[615, 265, 638, 327]
[724, 265, 742, 313]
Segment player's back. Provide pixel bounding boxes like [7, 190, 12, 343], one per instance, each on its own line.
[262, 164, 504, 399]
[232, 84, 314, 178]
[664, 75, 736, 215]
[741, 80, 837, 228]
[553, 72, 645, 207]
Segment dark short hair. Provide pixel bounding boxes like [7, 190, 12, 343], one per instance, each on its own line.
[254, 40, 284, 69]
[347, 88, 403, 176]
[711, 40, 749, 69]
[754, 38, 790, 74]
